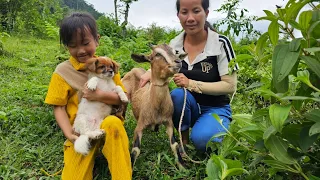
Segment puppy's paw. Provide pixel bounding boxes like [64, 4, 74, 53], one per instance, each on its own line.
[87, 77, 99, 90]
[119, 93, 128, 103]
[114, 86, 129, 103]
[90, 130, 105, 140]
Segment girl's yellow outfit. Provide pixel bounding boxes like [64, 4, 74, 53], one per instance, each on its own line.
[45, 56, 132, 180]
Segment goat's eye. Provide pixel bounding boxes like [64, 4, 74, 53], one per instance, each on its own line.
[155, 53, 162, 57]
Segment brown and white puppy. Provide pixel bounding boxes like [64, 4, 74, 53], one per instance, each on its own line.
[73, 57, 128, 155]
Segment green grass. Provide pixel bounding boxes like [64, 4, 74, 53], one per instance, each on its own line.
[0, 36, 208, 179]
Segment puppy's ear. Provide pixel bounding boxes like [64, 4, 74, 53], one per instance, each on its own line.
[86, 58, 99, 71]
[112, 60, 120, 74]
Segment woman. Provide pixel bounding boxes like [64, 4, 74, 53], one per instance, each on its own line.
[140, 0, 239, 152]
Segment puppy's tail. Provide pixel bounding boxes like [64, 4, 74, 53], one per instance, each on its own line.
[74, 135, 90, 155]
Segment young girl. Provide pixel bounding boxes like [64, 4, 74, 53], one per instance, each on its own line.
[45, 12, 132, 180]
[139, 0, 239, 153]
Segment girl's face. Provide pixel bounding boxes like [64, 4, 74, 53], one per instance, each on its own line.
[177, 0, 208, 35]
[67, 27, 98, 63]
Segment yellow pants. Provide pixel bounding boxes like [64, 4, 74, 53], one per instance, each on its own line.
[61, 115, 132, 180]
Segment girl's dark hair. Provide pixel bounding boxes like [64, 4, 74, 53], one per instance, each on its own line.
[176, 0, 215, 31]
[59, 12, 98, 46]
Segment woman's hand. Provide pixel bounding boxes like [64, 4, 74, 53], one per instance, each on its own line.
[173, 73, 189, 87]
[139, 70, 151, 88]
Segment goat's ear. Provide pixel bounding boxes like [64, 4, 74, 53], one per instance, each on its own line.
[112, 60, 120, 74]
[86, 58, 99, 71]
[178, 53, 188, 60]
[131, 54, 150, 63]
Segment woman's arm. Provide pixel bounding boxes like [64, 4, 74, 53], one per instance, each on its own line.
[54, 105, 78, 143]
[139, 69, 151, 88]
[173, 72, 237, 95]
[187, 73, 237, 95]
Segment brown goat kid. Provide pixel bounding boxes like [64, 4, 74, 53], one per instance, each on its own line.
[122, 44, 186, 169]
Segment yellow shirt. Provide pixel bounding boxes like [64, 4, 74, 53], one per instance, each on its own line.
[45, 56, 126, 125]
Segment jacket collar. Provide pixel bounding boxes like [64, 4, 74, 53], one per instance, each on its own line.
[169, 28, 222, 57]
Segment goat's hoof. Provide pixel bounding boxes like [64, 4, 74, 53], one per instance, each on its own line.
[178, 163, 186, 171]
[131, 152, 137, 168]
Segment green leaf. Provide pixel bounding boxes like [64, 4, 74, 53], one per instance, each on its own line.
[284, 0, 312, 26]
[235, 54, 253, 61]
[289, 19, 302, 30]
[0, 111, 8, 121]
[269, 104, 291, 133]
[308, 20, 320, 38]
[309, 122, 320, 136]
[272, 44, 300, 83]
[273, 76, 289, 93]
[257, 16, 276, 22]
[305, 47, 320, 53]
[309, 175, 320, 180]
[221, 136, 237, 158]
[237, 125, 260, 133]
[299, 126, 318, 153]
[263, 125, 277, 140]
[282, 124, 302, 147]
[254, 89, 282, 100]
[207, 132, 228, 149]
[268, 21, 280, 46]
[252, 108, 269, 122]
[212, 113, 222, 124]
[263, 160, 299, 173]
[304, 109, 320, 123]
[296, 70, 314, 88]
[300, 56, 320, 78]
[224, 168, 248, 178]
[265, 135, 296, 164]
[206, 158, 221, 180]
[259, 54, 272, 64]
[264, 10, 276, 18]
[289, 38, 302, 52]
[238, 125, 264, 139]
[256, 32, 269, 57]
[292, 84, 314, 111]
[299, 10, 313, 31]
[276, 8, 286, 20]
[281, 96, 320, 102]
[232, 114, 253, 127]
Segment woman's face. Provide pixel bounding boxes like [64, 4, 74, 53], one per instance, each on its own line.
[177, 0, 208, 35]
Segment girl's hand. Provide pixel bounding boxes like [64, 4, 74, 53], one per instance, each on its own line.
[66, 133, 79, 143]
[82, 85, 102, 101]
[173, 73, 189, 87]
[139, 70, 151, 88]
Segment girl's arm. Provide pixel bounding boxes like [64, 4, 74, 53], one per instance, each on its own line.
[82, 89, 122, 105]
[54, 105, 78, 143]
